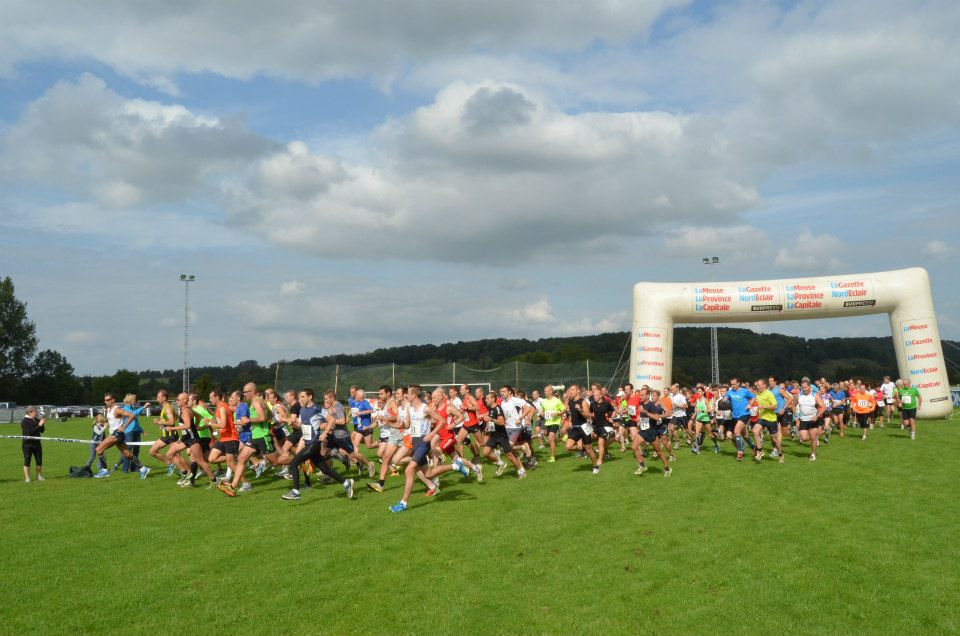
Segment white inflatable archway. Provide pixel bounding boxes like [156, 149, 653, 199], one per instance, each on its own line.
[631, 267, 952, 419]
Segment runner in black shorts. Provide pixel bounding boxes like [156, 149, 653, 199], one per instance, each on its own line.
[564, 384, 598, 471]
[481, 392, 525, 478]
[588, 383, 615, 474]
[635, 389, 671, 476]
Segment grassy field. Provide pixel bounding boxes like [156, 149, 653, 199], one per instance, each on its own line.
[1, 411, 958, 635]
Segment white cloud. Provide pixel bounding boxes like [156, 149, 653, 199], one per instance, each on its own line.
[280, 281, 306, 297]
[0, 1, 684, 85]
[665, 225, 771, 261]
[507, 298, 555, 324]
[0, 74, 274, 208]
[227, 81, 759, 263]
[159, 317, 178, 328]
[64, 330, 97, 345]
[923, 240, 951, 261]
[773, 230, 845, 272]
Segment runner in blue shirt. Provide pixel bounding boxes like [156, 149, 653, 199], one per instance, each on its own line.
[828, 384, 848, 437]
[725, 377, 755, 462]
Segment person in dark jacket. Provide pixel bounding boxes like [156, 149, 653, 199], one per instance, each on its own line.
[21, 406, 46, 482]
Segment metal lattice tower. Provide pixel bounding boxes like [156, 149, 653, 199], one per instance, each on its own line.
[180, 274, 195, 392]
[702, 257, 720, 385]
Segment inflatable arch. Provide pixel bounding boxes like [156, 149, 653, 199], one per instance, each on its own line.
[630, 267, 952, 419]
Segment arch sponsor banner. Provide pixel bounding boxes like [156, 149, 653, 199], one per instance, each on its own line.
[632, 267, 952, 419]
[692, 276, 878, 317]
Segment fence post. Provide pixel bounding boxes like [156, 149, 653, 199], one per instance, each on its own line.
[515, 361, 520, 388]
[391, 363, 396, 388]
[453, 361, 456, 385]
[586, 359, 590, 387]
[334, 364, 340, 397]
[274, 360, 281, 389]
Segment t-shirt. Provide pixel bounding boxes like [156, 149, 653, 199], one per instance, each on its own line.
[21, 416, 44, 439]
[321, 402, 348, 434]
[540, 397, 564, 427]
[487, 404, 506, 435]
[352, 399, 373, 429]
[726, 387, 756, 419]
[216, 402, 238, 442]
[851, 392, 877, 414]
[641, 401, 663, 431]
[625, 393, 643, 422]
[670, 393, 688, 419]
[298, 403, 324, 443]
[880, 382, 896, 399]
[502, 396, 527, 429]
[828, 390, 847, 407]
[235, 402, 251, 432]
[897, 386, 921, 409]
[249, 400, 271, 439]
[756, 390, 778, 422]
[589, 396, 614, 427]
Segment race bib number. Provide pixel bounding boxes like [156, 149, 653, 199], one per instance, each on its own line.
[627, 406, 636, 416]
[639, 418, 650, 431]
[857, 400, 869, 409]
[581, 423, 594, 436]
[486, 421, 495, 433]
[902, 395, 913, 405]
[302, 425, 315, 442]
[604, 426, 614, 434]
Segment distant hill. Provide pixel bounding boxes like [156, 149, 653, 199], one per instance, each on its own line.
[125, 327, 960, 395]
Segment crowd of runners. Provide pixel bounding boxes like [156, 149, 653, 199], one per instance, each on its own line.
[75, 374, 924, 512]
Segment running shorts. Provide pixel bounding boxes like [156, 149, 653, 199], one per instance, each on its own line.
[412, 441, 432, 467]
[287, 430, 303, 446]
[248, 436, 274, 455]
[902, 408, 917, 420]
[485, 431, 513, 453]
[159, 434, 179, 446]
[212, 440, 240, 455]
[544, 424, 560, 435]
[757, 419, 779, 435]
[799, 420, 818, 431]
[568, 425, 592, 444]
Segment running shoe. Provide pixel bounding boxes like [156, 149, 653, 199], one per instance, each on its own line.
[691, 446, 701, 455]
[36, 475, 45, 481]
[218, 482, 235, 496]
[453, 458, 469, 477]
[94, 468, 110, 479]
[754, 450, 763, 462]
[367, 481, 384, 493]
[529, 456, 538, 469]
[367, 461, 376, 479]
[389, 501, 408, 513]
[344, 478, 355, 499]
[179, 479, 193, 488]
[664, 467, 672, 478]
[166, 463, 176, 477]
[424, 488, 437, 497]
[778, 454, 784, 464]
[281, 489, 301, 501]
[592, 466, 600, 475]
[809, 453, 816, 462]
[770, 449, 779, 458]
[713, 444, 721, 454]
[495, 461, 506, 477]
[254, 460, 267, 478]
[669, 455, 677, 462]
[575, 450, 586, 459]
[474, 465, 483, 482]
[547, 456, 556, 463]
[736, 451, 743, 462]
[430, 479, 440, 494]
[176, 474, 190, 486]
[517, 469, 527, 480]
[239, 482, 253, 492]
[634, 464, 647, 475]
[139, 466, 151, 480]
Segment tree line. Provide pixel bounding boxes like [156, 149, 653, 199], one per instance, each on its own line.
[2, 275, 957, 405]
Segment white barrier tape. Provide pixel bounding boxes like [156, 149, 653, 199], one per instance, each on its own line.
[0, 435, 156, 446]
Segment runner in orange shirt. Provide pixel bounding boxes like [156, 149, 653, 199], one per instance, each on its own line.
[850, 384, 877, 441]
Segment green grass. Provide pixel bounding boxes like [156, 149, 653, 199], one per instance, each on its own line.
[1, 412, 958, 635]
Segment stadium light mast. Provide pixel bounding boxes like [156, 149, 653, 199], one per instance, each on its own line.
[702, 257, 720, 385]
[180, 274, 195, 392]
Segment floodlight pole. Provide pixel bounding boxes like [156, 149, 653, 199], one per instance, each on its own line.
[180, 274, 195, 392]
[702, 257, 720, 385]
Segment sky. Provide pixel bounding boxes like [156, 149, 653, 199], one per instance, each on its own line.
[1, 0, 958, 375]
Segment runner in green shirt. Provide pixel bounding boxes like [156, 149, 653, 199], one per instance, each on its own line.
[539, 385, 567, 462]
[896, 379, 922, 440]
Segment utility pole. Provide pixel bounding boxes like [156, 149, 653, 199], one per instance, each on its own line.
[180, 274, 195, 392]
[701, 257, 720, 385]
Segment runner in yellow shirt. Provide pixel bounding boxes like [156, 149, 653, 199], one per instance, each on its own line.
[752, 379, 783, 463]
